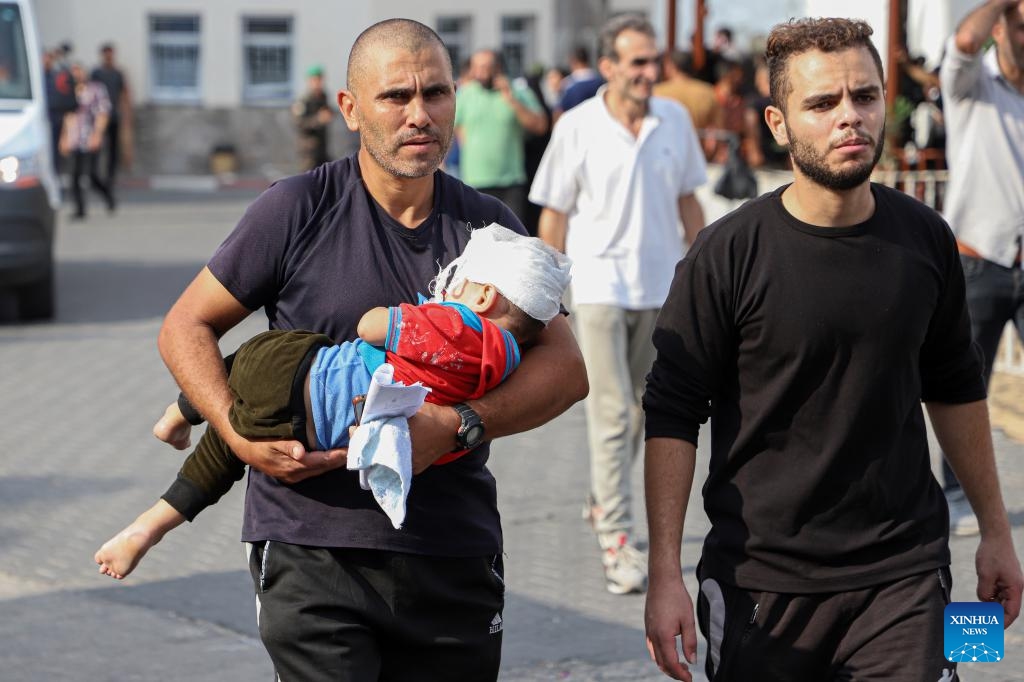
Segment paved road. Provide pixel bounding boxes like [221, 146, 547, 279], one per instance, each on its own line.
[0, 192, 1021, 681]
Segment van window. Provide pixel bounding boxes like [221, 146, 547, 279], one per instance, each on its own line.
[0, 3, 32, 100]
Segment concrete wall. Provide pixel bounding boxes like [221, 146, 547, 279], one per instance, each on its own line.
[131, 105, 358, 176]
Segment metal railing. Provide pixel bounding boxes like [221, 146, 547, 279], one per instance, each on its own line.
[871, 168, 949, 213]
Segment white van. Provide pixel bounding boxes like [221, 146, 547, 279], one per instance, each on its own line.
[0, 0, 59, 319]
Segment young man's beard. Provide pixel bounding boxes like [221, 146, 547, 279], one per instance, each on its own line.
[787, 126, 885, 191]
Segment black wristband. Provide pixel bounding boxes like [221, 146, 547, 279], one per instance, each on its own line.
[177, 393, 206, 426]
[175, 351, 239, 426]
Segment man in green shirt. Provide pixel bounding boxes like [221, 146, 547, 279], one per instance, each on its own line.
[455, 49, 548, 225]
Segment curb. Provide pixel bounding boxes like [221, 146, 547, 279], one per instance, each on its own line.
[117, 174, 277, 193]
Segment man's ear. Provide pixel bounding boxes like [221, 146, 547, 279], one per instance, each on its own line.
[765, 105, 789, 147]
[337, 89, 360, 133]
[597, 56, 615, 82]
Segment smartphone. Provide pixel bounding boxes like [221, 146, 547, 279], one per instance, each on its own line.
[352, 394, 366, 425]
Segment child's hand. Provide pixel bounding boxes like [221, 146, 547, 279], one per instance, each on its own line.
[152, 402, 192, 450]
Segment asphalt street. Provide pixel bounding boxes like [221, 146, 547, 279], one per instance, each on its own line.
[0, 189, 1021, 681]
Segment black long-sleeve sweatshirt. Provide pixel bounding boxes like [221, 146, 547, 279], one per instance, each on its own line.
[643, 183, 985, 593]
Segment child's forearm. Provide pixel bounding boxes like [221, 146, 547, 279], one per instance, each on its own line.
[136, 499, 187, 541]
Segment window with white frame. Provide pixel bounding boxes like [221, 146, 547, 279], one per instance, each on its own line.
[242, 16, 293, 103]
[500, 15, 535, 79]
[149, 14, 200, 102]
[437, 16, 471, 76]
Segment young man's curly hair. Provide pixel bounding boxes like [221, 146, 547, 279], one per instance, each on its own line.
[766, 18, 884, 112]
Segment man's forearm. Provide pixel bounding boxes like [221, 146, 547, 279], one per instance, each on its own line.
[157, 268, 251, 445]
[646, 437, 697, 580]
[467, 314, 586, 439]
[678, 194, 705, 247]
[538, 208, 568, 253]
[158, 309, 235, 439]
[926, 400, 1013, 537]
[509, 98, 548, 135]
[956, 0, 1017, 54]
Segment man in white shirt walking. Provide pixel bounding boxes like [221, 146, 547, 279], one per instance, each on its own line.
[530, 13, 706, 595]
[939, 0, 1024, 535]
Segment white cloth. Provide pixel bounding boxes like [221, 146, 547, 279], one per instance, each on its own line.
[431, 223, 572, 324]
[346, 364, 430, 529]
[529, 87, 707, 308]
[940, 38, 1024, 267]
[348, 415, 413, 529]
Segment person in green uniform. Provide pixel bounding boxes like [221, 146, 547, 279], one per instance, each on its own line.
[291, 64, 332, 171]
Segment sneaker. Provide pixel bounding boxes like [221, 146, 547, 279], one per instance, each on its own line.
[946, 489, 979, 537]
[599, 532, 648, 595]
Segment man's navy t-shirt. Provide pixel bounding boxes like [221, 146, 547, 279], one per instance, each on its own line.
[208, 154, 523, 556]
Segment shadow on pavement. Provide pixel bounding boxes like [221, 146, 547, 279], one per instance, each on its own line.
[89, 569, 259, 637]
[0, 474, 129, 509]
[55, 261, 206, 324]
[502, 591, 647, 668]
[80, 570, 652, 672]
[86, 569, 652, 669]
[0, 577, 271, 682]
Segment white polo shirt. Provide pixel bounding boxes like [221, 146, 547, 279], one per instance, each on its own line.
[529, 88, 707, 308]
[940, 38, 1024, 267]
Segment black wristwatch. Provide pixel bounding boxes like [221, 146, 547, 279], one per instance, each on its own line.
[453, 403, 485, 450]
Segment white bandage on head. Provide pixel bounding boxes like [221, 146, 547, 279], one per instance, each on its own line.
[430, 223, 572, 324]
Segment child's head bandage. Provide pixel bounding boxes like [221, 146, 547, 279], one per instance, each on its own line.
[431, 223, 572, 324]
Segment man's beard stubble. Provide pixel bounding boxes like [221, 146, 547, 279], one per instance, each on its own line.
[787, 125, 885, 192]
[360, 119, 452, 179]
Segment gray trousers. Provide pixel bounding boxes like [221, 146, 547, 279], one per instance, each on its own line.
[574, 304, 659, 537]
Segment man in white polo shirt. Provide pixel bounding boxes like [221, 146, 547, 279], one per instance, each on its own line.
[530, 13, 706, 595]
[940, 0, 1024, 536]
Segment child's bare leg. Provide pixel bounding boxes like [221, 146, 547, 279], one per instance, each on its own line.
[153, 402, 192, 450]
[94, 499, 185, 580]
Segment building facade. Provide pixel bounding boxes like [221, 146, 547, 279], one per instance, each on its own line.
[32, 0, 647, 176]
[37, 0, 960, 176]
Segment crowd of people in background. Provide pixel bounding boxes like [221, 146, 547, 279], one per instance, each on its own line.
[440, 23, 953, 238]
[35, 20, 952, 230]
[36, 19, 954, 227]
[42, 40, 131, 220]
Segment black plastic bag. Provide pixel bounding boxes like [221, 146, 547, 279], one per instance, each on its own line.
[714, 138, 758, 201]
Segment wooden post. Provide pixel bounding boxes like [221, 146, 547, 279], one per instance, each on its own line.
[886, 0, 902, 112]
[667, 0, 677, 53]
[693, 0, 707, 73]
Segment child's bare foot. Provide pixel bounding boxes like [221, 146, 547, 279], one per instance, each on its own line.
[94, 524, 158, 580]
[153, 402, 192, 450]
[95, 500, 184, 580]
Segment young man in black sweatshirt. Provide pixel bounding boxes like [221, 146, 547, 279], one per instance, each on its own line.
[642, 17, 1023, 682]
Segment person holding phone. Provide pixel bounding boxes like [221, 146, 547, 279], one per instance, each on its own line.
[454, 49, 548, 223]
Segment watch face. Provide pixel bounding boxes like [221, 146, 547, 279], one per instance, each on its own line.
[465, 424, 485, 445]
